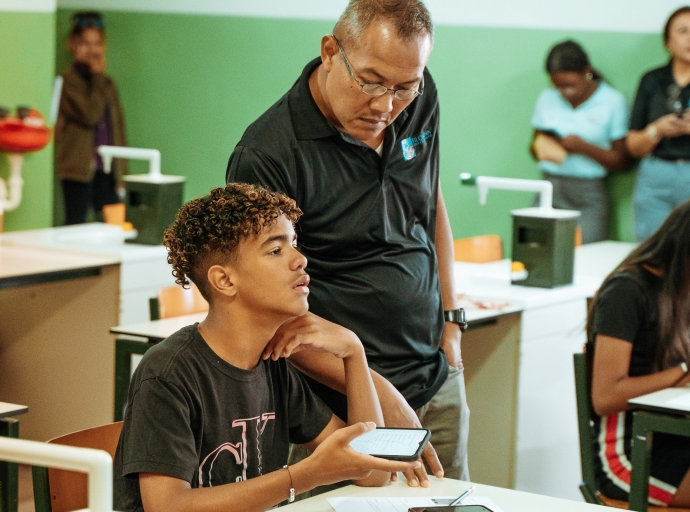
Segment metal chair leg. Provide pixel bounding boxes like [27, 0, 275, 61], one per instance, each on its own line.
[0, 418, 20, 512]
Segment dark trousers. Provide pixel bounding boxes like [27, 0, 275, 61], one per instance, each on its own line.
[62, 171, 120, 225]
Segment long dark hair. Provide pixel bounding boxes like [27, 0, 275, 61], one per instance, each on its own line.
[664, 6, 690, 43]
[588, 199, 690, 370]
[545, 40, 603, 81]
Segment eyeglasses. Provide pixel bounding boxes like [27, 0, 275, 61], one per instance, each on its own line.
[72, 13, 104, 29]
[331, 35, 423, 101]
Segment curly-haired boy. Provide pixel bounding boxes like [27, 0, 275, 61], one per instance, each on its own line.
[113, 183, 419, 512]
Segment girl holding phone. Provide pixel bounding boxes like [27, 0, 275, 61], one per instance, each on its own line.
[530, 40, 630, 244]
[627, 7, 690, 241]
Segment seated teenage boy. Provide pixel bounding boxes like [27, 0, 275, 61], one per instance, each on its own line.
[113, 183, 419, 512]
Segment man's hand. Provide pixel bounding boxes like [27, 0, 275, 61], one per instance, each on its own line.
[376, 380, 444, 487]
[264, 312, 361, 361]
[440, 321, 462, 369]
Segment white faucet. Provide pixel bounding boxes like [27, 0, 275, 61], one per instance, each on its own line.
[459, 173, 553, 209]
[0, 154, 26, 220]
[98, 145, 161, 180]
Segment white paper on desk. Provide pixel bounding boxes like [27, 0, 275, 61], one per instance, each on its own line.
[667, 392, 690, 410]
[326, 495, 504, 512]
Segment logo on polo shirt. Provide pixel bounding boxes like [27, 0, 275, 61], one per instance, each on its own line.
[401, 130, 433, 161]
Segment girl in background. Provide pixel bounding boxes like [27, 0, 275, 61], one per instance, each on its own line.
[627, 7, 690, 242]
[588, 198, 690, 507]
[56, 11, 127, 225]
[530, 40, 630, 244]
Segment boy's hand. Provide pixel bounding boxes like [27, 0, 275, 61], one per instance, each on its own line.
[305, 422, 421, 485]
[378, 383, 444, 486]
[264, 313, 362, 360]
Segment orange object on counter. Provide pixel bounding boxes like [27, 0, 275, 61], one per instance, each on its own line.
[0, 107, 52, 153]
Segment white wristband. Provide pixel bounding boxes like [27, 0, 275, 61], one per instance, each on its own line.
[646, 124, 660, 142]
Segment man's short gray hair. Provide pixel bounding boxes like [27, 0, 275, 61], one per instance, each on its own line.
[333, 0, 433, 50]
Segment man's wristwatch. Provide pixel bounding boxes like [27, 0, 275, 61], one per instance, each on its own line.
[444, 308, 468, 332]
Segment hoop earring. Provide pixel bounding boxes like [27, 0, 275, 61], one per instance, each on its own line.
[586, 72, 594, 81]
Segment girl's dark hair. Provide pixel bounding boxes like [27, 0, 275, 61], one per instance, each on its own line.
[588, 199, 690, 370]
[545, 40, 602, 81]
[664, 7, 690, 43]
[70, 11, 105, 38]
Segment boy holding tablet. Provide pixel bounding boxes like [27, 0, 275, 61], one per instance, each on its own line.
[113, 183, 419, 512]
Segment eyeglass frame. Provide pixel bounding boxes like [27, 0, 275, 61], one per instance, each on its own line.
[331, 34, 424, 101]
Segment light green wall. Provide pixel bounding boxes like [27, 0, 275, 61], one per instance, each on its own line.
[432, 26, 668, 246]
[0, 11, 55, 231]
[56, 11, 669, 248]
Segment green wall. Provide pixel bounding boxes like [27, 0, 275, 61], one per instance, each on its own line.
[432, 25, 667, 245]
[0, 11, 55, 231]
[56, 10, 669, 248]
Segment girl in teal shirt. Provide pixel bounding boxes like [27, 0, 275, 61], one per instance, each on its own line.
[531, 40, 631, 243]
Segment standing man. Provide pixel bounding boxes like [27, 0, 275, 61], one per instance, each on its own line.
[227, 0, 468, 484]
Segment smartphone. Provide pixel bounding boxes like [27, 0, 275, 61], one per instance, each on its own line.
[349, 427, 431, 461]
[409, 506, 494, 512]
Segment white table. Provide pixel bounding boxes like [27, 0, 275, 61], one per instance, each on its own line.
[111, 312, 207, 342]
[629, 388, 690, 415]
[0, 403, 28, 421]
[627, 388, 690, 511]
[456, 241, 636, 500]
[282, 477, 604, 511]
[1, 223, 176, 325]
[0, 240, 121, 441]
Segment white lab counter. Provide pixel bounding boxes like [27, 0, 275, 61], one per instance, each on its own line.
[0, 237, 122, 441]
[0, 224, 175, 441]
[455, 241, 636, 500]
[1, 223, 176, 324]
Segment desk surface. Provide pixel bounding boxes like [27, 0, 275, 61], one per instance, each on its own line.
[281, 477, 601, 511]
[0, 243, 118, 281]
[111, 312, 207, 341]
[0, 402, 28, 420]
[111, 241, 636, 342]
[0, 223, 166, 262]
[110, 307, 520, 342]
[455, 241, 636, 310]
[629, 388, 690, 415]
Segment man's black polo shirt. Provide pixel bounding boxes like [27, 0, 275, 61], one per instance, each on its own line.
[630, 61, 690, 160]
[226, 57, 447, 416]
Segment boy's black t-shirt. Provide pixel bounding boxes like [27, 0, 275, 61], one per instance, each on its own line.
[113, 324, 333, 512]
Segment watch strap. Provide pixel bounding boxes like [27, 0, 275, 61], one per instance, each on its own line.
[444, 308, 468, 332]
